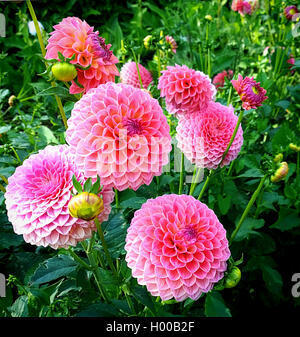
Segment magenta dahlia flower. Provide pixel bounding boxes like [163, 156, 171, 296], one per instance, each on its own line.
[231, 74, 268, 110]
[66, 82, 172, 191]
[4, 145, 114, 249]
[287, 55, 295, 74]
[45, 17, 119, 94]
[158, 64, 216, 117]
[120, 61, 153, 89]
[284, 5, 299, 20]
[176, 102, 243, 169]
[125, 194, 231, 302]
[165, 35, 178, 54]
[213, 70, 233, 89]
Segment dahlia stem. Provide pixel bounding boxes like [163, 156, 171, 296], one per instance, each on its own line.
[0, 183, 5, 193]
[297, 152, 300, 185]
[114, 188, 120, 209]
[227, 159, 235, 176]
[178, 152, 185, 194]
[131, 48, 143, 89]
[219, 110, 244, 167]
[95, 217, 118, 279]
[67, 248, 93, 271]
[189, 167, 202, 196]
[230, 174, 268, 244]
[26, 0, 68, 130]
[197, 170, 213, 201]
[0, 174, 8, 185]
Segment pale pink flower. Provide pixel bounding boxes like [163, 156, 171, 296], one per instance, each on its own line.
[165, 35, 178, 53]
[125, 194, 231, 302]
[4, 145, 114, 249]
[176, 101, 243, 169]
[45, 17, 119, 94]
[231, 74, 268, 110]
[158, 64, 216, 117]
[66, 82, 172, 191]
[284, 5, 299, 20]
[213, 70, 233, 89]
[120, 61, 153, 89]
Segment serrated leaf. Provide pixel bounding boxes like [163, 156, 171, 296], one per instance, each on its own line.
[205, 291, 231, 317]
[236, 168, 264, 178]
[120, 197, 147, 210]
[217, 195, 231, 215]
[9, 296, 29, 317]
[270, 208, 300, 231]
[234, 218, 265, 241]
[36, 126, 59, 146]
[30, 255, 78, 285]
[132, 285, 156, 315]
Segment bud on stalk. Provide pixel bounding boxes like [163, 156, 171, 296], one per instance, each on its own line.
[68, 192, 104, 221]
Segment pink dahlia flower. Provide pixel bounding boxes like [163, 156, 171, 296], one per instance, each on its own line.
[176, 102, 243, 169]
[158, 64, 216, 117]
[287, 55, 295, 74]
[213, 70, 233, 89]
[231, 0, 258, 15]
[4, 145, 114, 249]
[120, 61, 153, 89]
[165, 35, 178, 54]
[232, 74, 268, 110]
[66, 82, 172, 191]
[284, 5, 299, 20]
[125, 194, 231, 302]
[45, 17, 119, 94]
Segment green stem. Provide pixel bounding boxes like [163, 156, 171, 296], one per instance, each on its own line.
[95, 218, 118, 279]
[197, 170, 213, 201]
[26, 0, 68, 130]
[227, 160, 235, 176]
[189, 168, 202, 196]
[67, 248, 92, 271]
[0, 183, 5, 193]
[178, 152, 185, 194]
[0, 175, 8, 185]
[10, 146, 21, 164]
[227, 86, 233, 106]
[219, 110, 244, 167]
[297, 152, 299, 184]
[114, 188, 120, 209]
[230, 174, 268, 244]
[156, 48, 162, 75]
[132, 48, 143, 89]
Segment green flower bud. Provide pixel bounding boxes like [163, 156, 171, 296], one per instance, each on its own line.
[143, 35, 153, 49]
[224, 266, 241, 288]
[68, 192, 104, 221]
[52, 62, 77, 82]
[289, 143, 300, 152]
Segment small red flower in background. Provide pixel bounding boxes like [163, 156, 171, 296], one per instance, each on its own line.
[284, 5, 299, 20]
[165, 35, 178, 54]
[287, 55, 295, 74]
[231, 0, 258, 16]
[213, 70, 233, 89]
[231, 74, 268, 110]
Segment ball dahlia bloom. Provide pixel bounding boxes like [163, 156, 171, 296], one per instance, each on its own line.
[158, 64, 216, 117]
[66, 82, 172, 191]
[45, 17, 119, 94]
[176, 102, 243, 169]
[4, 145, 114, 249]
[165, 35, 178, 54]
[212, 70, 233, 89]
[231, 74, 268, 110]
[284, 5, 299, 20]
[120, 61, 153, 89]
[125, 194, 231, 302]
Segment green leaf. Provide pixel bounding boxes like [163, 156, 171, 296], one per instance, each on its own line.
[217, 195, 231, 215]
[270, 208, 300, 231]
[234, 218, 265, 241]
[132, 285, 156, 315]
[120, 197, 147, 210]
[236, 168, 264, 178]
[9, 296, 29, 317]
[205, 291, 231, 317]
[35, 85, 76, 101]
[77, 302, 121, 317]
[72, 174, 83, 193]
[30, 255, 78, 285]
[90, 176, 101, 194]
[262, 265, 283, 296]
[83, 177, 92, 192]
[275, 100, 290, 110]
[0, 125, 11, 134]
[36, 126, 59, 146]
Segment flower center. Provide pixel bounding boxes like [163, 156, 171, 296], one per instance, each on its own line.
[88, 33, 112, 61]
[124, 118, 143, 136]
[290, 9, 296, 15]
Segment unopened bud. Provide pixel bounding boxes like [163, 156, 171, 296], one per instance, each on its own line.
[289, 143, 300, 152]
[271, 161, 289, 183]
[8, 95, 17, 107]
[143, 35, 153, 49]
[68, 192, 104, 221]
[273, 153, 283, 163]
[224, 266, 241, 288]
[205, 15, 213, 21]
